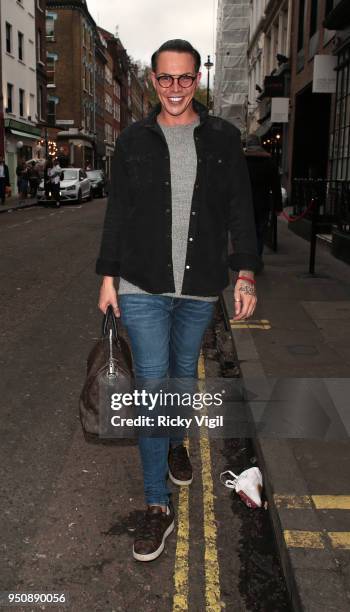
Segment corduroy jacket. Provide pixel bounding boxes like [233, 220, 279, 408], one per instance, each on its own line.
[96, 99, 260, 297]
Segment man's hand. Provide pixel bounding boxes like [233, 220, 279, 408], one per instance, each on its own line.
[98, 276, 120, 317]
[233, 270, 257, 320]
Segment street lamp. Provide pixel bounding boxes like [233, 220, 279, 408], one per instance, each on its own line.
[204, 55, 214, 109]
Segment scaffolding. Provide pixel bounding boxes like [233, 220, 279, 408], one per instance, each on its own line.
[214, 0, 250, 133]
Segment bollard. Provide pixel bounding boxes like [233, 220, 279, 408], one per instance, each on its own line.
[309, 197, 319, 274]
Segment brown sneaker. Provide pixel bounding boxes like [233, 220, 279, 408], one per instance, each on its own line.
[168, 444, 193, 485]
[133, 504, 175, 562]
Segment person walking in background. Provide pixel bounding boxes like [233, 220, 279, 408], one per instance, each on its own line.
[0, 157, 10, 204]
[244, 134, 282, 265]
[28, 161, 40, 198]
[16, 160, 29, 199]
[47, 158, 62, 207]
[96, 39, 259, 563]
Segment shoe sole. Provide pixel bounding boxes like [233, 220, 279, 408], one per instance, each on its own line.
[133, 519, 175, 562]
[168, 469, 193, 486]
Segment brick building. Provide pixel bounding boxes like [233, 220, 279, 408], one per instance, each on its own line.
[103, 44, 116, 177]
[95, 32, 107, 170]
[98, 28, 130, 131]
[35, 0, 47, 128]
[46, 0, 96, 167]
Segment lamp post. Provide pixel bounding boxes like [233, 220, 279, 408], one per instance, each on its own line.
[204, 55, 214, 109]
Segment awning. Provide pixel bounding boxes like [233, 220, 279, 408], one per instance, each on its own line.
[10, 129, 39, 141]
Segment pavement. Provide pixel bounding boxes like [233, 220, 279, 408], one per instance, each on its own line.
[222, 216, 350, 611]
[0, 195, 38, 213]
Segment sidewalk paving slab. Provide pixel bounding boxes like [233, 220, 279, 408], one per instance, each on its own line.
[222, 219, 350, 612]
[0, 197, 38, 214]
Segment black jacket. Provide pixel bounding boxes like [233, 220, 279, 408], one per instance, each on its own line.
[245, 149, 282, 214]
[96, 100, 260, 297]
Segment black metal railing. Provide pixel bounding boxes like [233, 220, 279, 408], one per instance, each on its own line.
[291, 178, 350, 273]
[292, 178, 350, 229]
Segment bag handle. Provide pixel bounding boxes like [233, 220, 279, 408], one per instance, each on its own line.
[102, 305, 119, 340]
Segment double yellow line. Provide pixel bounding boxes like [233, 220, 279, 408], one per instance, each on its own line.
[173, 354, 222, 611]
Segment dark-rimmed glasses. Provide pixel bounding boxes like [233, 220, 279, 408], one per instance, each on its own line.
[155, 74, 198, 88]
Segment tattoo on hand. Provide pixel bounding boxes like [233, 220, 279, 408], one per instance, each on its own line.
[239, 283, 256, 296]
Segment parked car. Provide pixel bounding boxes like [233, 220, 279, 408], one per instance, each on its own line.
[37, 168, 93, 205]
[86, 169, 107, 198]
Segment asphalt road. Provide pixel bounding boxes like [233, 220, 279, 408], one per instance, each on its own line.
[0, 200, 290, 612]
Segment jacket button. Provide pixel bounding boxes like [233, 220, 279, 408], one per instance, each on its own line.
[191, 211, 196, 216]
[198, 158, 202, 163]
[166, 208, 171, 213]
[218, 159, 222, 164]
[189, 237, 193, 242]
[165, 181, 170, 186]
[195, 184, 199, 189]
[186, 265, 190, 270]
[168, 263, 172, 268]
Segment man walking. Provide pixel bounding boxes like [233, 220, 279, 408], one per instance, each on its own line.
[0, 157, 10, 204]
[244, 134, 282, 262]
[96, 40, 259, 561]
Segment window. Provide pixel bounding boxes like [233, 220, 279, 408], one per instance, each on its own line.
[6, 23, 12, 54]
[105, 66, 112, 85]
[46, 16, 55, 40]
[309, 0, 318, 38]
[19, 89, 25, 116]
[37, 29, 42, 62]
[7, 84, 13, 113]
[105, 93, 112, 114]
[330, 46, 350, 180]
[114, 80, 121, 98]
[38, 84, 44, 120]
[18, 32, 24, 61]
[47, 54, 57, 84]
[297, 0, 306, 51]
[47, 99, 56, 125]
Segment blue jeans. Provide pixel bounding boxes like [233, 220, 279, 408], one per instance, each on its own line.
[119, 295, 216, 505]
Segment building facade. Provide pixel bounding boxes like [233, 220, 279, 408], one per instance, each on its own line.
[214, 0, 251, 132]
[46, 0, 97, 167]
[1, 0, 41, 192]
[247, 0, 293, 187]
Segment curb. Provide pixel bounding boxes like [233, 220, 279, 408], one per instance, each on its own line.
[220, 288, 350, 612]
[0, 200, 38, 214]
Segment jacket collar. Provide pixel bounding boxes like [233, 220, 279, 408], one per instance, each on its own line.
[144, 98, 208, 128]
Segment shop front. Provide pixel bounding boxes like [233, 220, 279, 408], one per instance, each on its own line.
[4, 119, 41, 195]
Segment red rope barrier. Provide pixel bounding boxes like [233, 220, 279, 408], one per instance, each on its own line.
[281, 198, 316, 223]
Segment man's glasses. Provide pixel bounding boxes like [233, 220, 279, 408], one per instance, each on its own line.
[156, 74, 197, 88]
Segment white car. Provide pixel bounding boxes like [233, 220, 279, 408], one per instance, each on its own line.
[37, 167, 93, 204]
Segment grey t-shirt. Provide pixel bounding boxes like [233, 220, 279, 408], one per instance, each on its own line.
[118, 118, 218, 302]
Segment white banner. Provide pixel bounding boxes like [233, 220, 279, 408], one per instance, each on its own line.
[271, 98, 289, 123]
[313, 55, 337, 93]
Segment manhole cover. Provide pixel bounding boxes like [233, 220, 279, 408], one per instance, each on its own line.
[287, 344, 319, 355]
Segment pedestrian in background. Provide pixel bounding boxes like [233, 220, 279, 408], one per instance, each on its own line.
[97, 39, 259, 562]
[0, 156, 10, 204]
[48, 158, 62, 207]
[16, 160, 29, 199]
[28, 161, 40, 198]
[244, 134, 282, 264]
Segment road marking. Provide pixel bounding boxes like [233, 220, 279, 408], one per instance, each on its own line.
[313, 495, 350, 510]
[173, 441, 190, 612]
[274, 494, 313, 509]
[284, 530, 325, 549]
[230, 319, 271, 330]
[198, 354, 222, 612]
[328, 532, 350, 549]
[275, 494, 350, 510]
